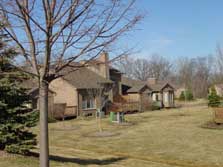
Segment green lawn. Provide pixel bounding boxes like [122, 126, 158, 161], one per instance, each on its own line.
[1, 102, 223, 167]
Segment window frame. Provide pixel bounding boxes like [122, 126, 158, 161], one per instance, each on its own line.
[82, 96, 96, 110]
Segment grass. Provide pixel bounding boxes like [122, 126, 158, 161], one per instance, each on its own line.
[1, 101, 223, 167]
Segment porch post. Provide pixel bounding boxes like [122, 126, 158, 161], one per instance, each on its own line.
[117, 112, 120, 123]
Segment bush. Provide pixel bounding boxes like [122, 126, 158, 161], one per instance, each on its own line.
[179, 91, 185, 101]
[48, 115, 57, 123]
[178, 90, 194, 101]
[151, 101, 162, 110]
[185, 90, 193, 101]
[208, 87, 221, 107]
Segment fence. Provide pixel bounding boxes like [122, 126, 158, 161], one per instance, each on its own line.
[50, 103, 77, 120]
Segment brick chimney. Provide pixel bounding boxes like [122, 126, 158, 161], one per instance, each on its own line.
[97, 52, 109, 79]
[147, 78, 157, 85]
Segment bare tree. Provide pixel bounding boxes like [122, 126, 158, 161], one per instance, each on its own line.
[116, 56, 150, 81]
[86, 83, 112, 132]
[133, 58, 150, 81]
[176, 56, 212, 98]
[176, 57, 194, 90]
[192, 57, 211, 98]
[148, 54, 172, 80]
[0, 1, 142, 166]
[212, 45, 223, 83]
[116, 54, 172, 81]
[114, 55, 135, 78]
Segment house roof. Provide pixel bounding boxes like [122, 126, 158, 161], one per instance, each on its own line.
[21, 78, 38, 90]
[121, 76, 175, 93]
[148, 81, 171, 91]
[127, 84, 150, 93]
[61, 67, 113, 89]
[21, 79, 55, 96]
[121, 76, 145, 87]
[109, 66, 122, 74]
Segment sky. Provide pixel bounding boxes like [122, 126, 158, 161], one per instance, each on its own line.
[127, 0, 223, 61]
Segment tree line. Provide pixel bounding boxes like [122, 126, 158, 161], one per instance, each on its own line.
[116, 51, 223, 98]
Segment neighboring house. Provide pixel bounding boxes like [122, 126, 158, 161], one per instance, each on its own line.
[211, 84, 223, 97]
[23, 52, 175, 118]
[121, 77, 175, 108]
[22, 79, 55, 114]
[84, 52, 123, 101]
[49, 65, 113, 117]
[22, 53, 122, 119]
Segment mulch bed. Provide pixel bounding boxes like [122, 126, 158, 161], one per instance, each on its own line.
[201, 121, 223, 130]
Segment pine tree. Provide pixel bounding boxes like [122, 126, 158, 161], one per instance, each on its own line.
[185, 90, 194, 101]
[0, 25, 38, 155]
[208, 87, 221, 107]
[179, 91, 185, 101]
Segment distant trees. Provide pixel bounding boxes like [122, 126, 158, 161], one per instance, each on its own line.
[116, 53, 215, 99]
[211, 45, 223, 84]
[116, 54, 172, 81]
[148, 54, 172, 80]
[176, 57, 194, 90]
[115, 55, 135, 79]
[133, 58, 150, 81]
[176, 56, 212, 98]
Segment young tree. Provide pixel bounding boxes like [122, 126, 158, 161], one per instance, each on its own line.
[179, 91, 185, 101]
[0, 31, 38, 155]
[208, 87, 221, 107]
[86, 82, 112, 132]
[0, 1, 142, 165]
[185, 90, 194, 101]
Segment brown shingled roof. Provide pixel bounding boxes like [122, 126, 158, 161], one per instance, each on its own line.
[127, 84, 148, 93]
[121, 76, 145, 87]
[121, 76, 175, 92]
[62, 67, 113, 89]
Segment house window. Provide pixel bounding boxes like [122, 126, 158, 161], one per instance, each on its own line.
[82, 96, 95, 109]
[164, 92, 169, 103]
[156, 94, 159, 101]
[152, 93, 159, 101]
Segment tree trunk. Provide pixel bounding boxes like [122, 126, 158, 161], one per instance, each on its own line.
[39, 80, 49, 167]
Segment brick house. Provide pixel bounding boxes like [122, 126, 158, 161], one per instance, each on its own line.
[22, 79, 55, 116]
[23, 53, 124, 119]
[49, 63, 113, 118]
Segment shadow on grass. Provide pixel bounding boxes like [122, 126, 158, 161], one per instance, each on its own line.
[29, 152, 126, 165]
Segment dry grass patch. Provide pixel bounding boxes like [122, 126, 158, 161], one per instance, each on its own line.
[201, 121, 223, 130]
[2, 102, 223, 167]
